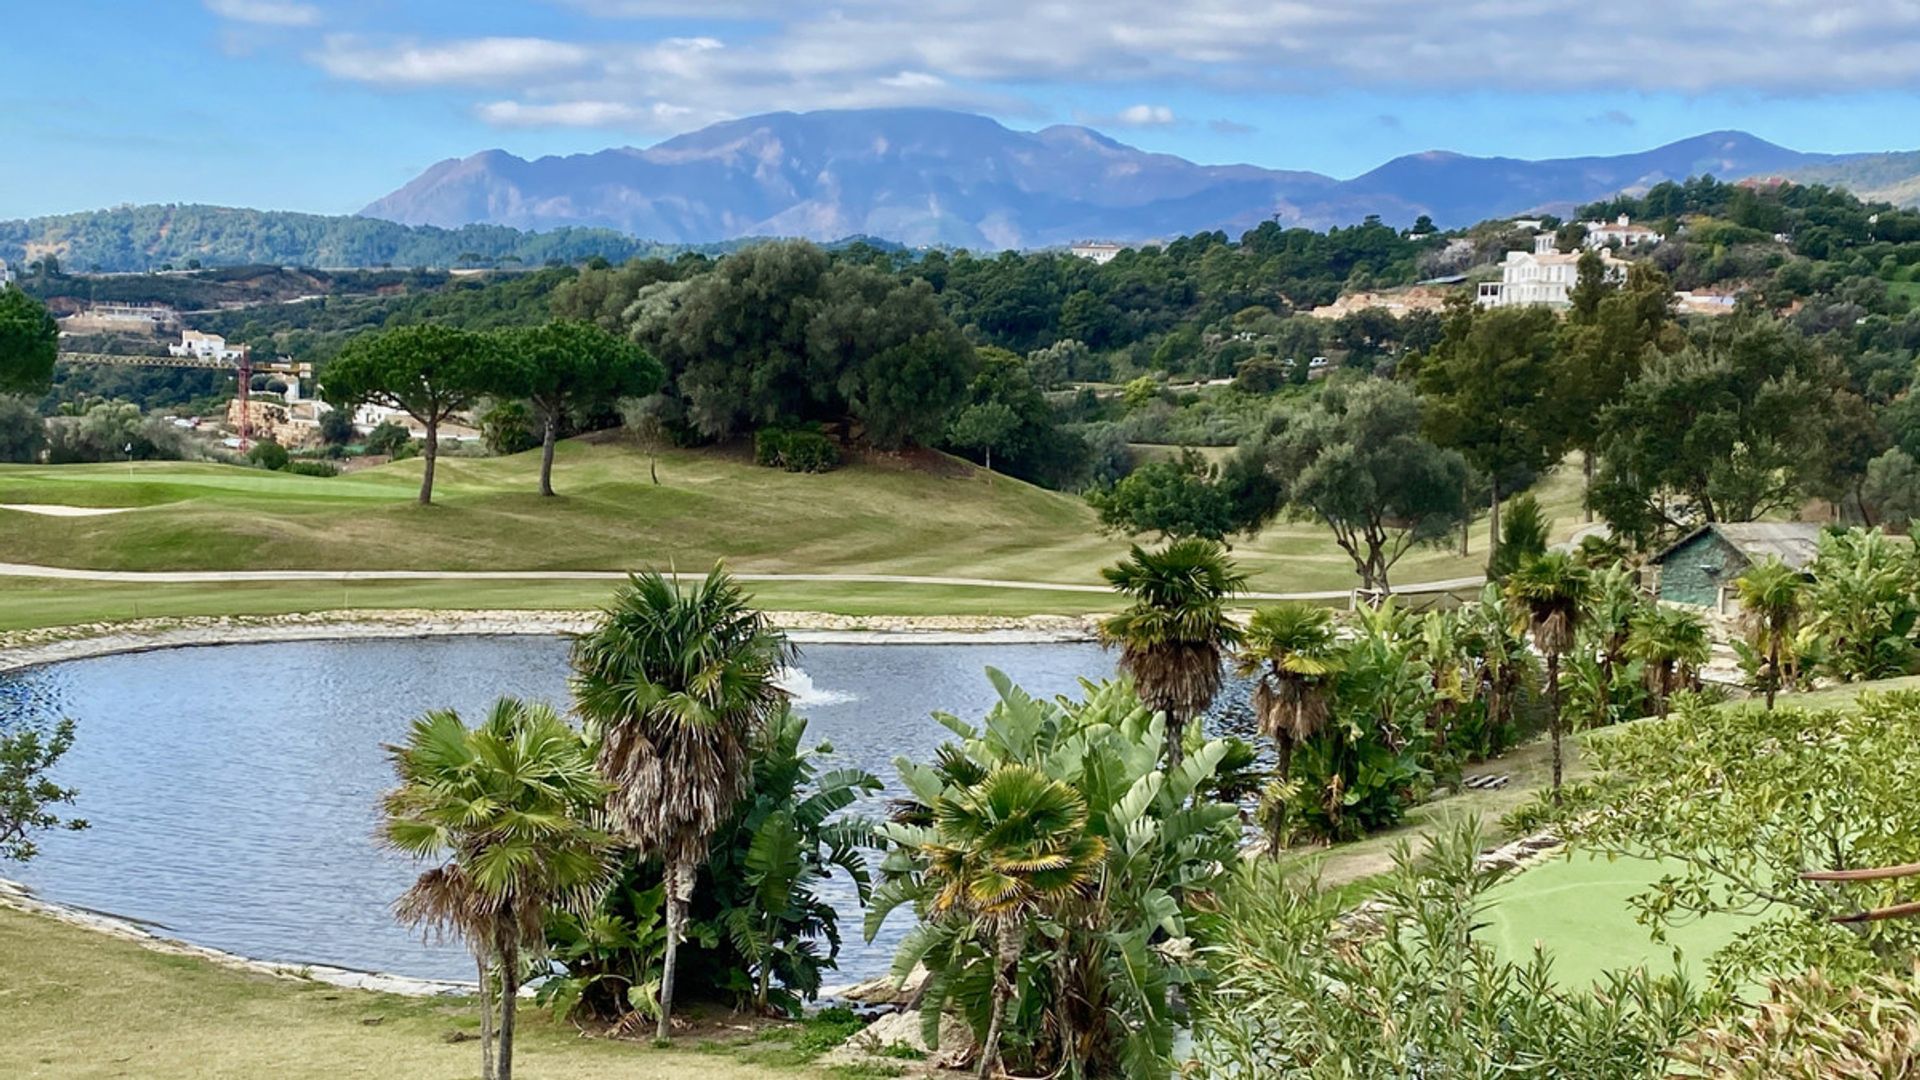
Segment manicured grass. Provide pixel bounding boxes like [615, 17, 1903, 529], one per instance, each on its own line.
[0, 905, 817, 1080]
[0, 440, 1590, 596]
[1483, 852, 1757, 990]
[0, 576, 1127, 633]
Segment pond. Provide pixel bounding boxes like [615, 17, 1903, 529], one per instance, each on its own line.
[0, 635, 1181, 988]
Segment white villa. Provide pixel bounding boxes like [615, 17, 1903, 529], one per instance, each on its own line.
[1069, 241, 1123, 264]
[168, 330, 245, 362]
[1477, 234, 1629, 309]
[1582, 213, 1663, 249]
[0, 258, 14, 287]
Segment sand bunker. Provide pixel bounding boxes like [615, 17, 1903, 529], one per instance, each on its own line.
[0, 504, 132, 517]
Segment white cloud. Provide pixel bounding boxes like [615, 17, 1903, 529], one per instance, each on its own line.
[538, 0, 1920, 95]
[204, 0, 321, 27]
[476, 99, 695, 128]
[1115, 104, 1176, 126]
[880, 71, 947, 89]
[312, 36, 593, 87]
[284, 2, 1920, 137]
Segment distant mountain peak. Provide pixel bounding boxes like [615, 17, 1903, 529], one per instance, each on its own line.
[357, 109, 1885, 248]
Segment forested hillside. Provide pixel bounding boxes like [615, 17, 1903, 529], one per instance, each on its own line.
[0, 205, 685, 273]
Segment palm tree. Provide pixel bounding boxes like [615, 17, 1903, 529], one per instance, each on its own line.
[570, 565, 793, 1040]
[1627, 604, 1712, 718]
[1237, 604, 1344, 786]
[1506, 551, 1590, 799]
[918, 764, 1106, 1080]
[381, 699, 612, 1080]
[1099, 539, 1248, 768]
[1734, 556, 1804, 710]
[1583, 562, 1647, 692]
[1458, 583, 1533, 752]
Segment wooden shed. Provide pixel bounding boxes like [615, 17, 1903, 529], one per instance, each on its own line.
[1648, 523, 1824, 611]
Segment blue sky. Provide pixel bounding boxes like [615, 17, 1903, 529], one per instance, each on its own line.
[6, 0, 1920, 219]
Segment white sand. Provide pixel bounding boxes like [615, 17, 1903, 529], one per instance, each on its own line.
[0, 504, 132, 517]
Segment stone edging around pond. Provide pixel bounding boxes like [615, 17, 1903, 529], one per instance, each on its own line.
[0, 609, 1103, 675]
[0, 876, 474, 998]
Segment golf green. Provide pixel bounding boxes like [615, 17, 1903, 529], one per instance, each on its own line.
[1483, 852, 1757, 989]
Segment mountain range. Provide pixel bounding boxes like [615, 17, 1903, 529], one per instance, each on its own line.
[360, 108, 1897, 248]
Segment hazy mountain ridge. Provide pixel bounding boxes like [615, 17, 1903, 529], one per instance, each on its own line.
[12, 112, 1919, 272]
[362, 109, 1895, 246]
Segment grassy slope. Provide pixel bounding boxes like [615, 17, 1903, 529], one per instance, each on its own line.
[0, 440, 1589, 626]
[0, 906, 819, 1080]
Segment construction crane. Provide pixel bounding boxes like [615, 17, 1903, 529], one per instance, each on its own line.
[56, 347, 312, 452]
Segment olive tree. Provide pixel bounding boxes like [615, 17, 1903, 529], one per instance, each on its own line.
[1242, 379, 1471, 593]
[322, 325, 507, 505]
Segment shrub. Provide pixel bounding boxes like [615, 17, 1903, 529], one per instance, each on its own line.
[0, 395, 47, 463]
[1487, 492, 1549, 580]
[1804, 528, 1918, 682]
[317, 407, 356, 446]
[363, 419, 412, 457]
[246, 440, 290, 471]
[754, 425, 840, 473]
[869, 672, 1242, 1078]
[1195, 823, 1705, 1076]
[479, 400, 540, 456]
[284, 459, 339, 477]
[537, 709, 877, 1023]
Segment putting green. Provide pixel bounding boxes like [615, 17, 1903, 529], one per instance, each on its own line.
[1483, 853, 1756, 989]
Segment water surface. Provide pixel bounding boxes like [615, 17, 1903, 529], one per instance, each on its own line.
[1, 636, 1119, 985]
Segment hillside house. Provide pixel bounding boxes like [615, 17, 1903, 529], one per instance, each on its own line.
[1648, 523, 1823, 612]
[169, 330, 243, 362]
[1069, 242, 1123, 264]
[0, 258, 13, 287]
[1476, 234, 1628, 309]
[1582, 213, 1663, 249]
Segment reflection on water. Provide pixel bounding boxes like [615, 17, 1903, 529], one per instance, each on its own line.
[0, 636, 1149, 985]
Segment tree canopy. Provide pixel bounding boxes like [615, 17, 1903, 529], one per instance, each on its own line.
[0, 286, 57, 397]
[1244, 379, 1471, 592]
[321, 323, 508, 504]
[496, 320, 663, 496]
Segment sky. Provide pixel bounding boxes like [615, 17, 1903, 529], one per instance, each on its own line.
[6, 0, 1920, 219]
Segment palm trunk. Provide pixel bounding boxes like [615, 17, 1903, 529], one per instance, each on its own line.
[419, 420, 439, 505]
[755, 925, 774, 1013]
[1547, 652, 1563, 803]
[1163, 708, 1186, 770]
[477, 955, 496, 1080]
[1765, 636, 1780, 710]
[1583, 449, 1595, 524]
[1487, 481, 1502, 571]
[977, 920, 1021, 1080]
[498, 943, 519, 1080]
[539, 414, 558, 497]
[657, 859, 691, 1040]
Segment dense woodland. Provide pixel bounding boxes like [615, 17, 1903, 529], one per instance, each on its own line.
[16, 175, 1920, 561]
